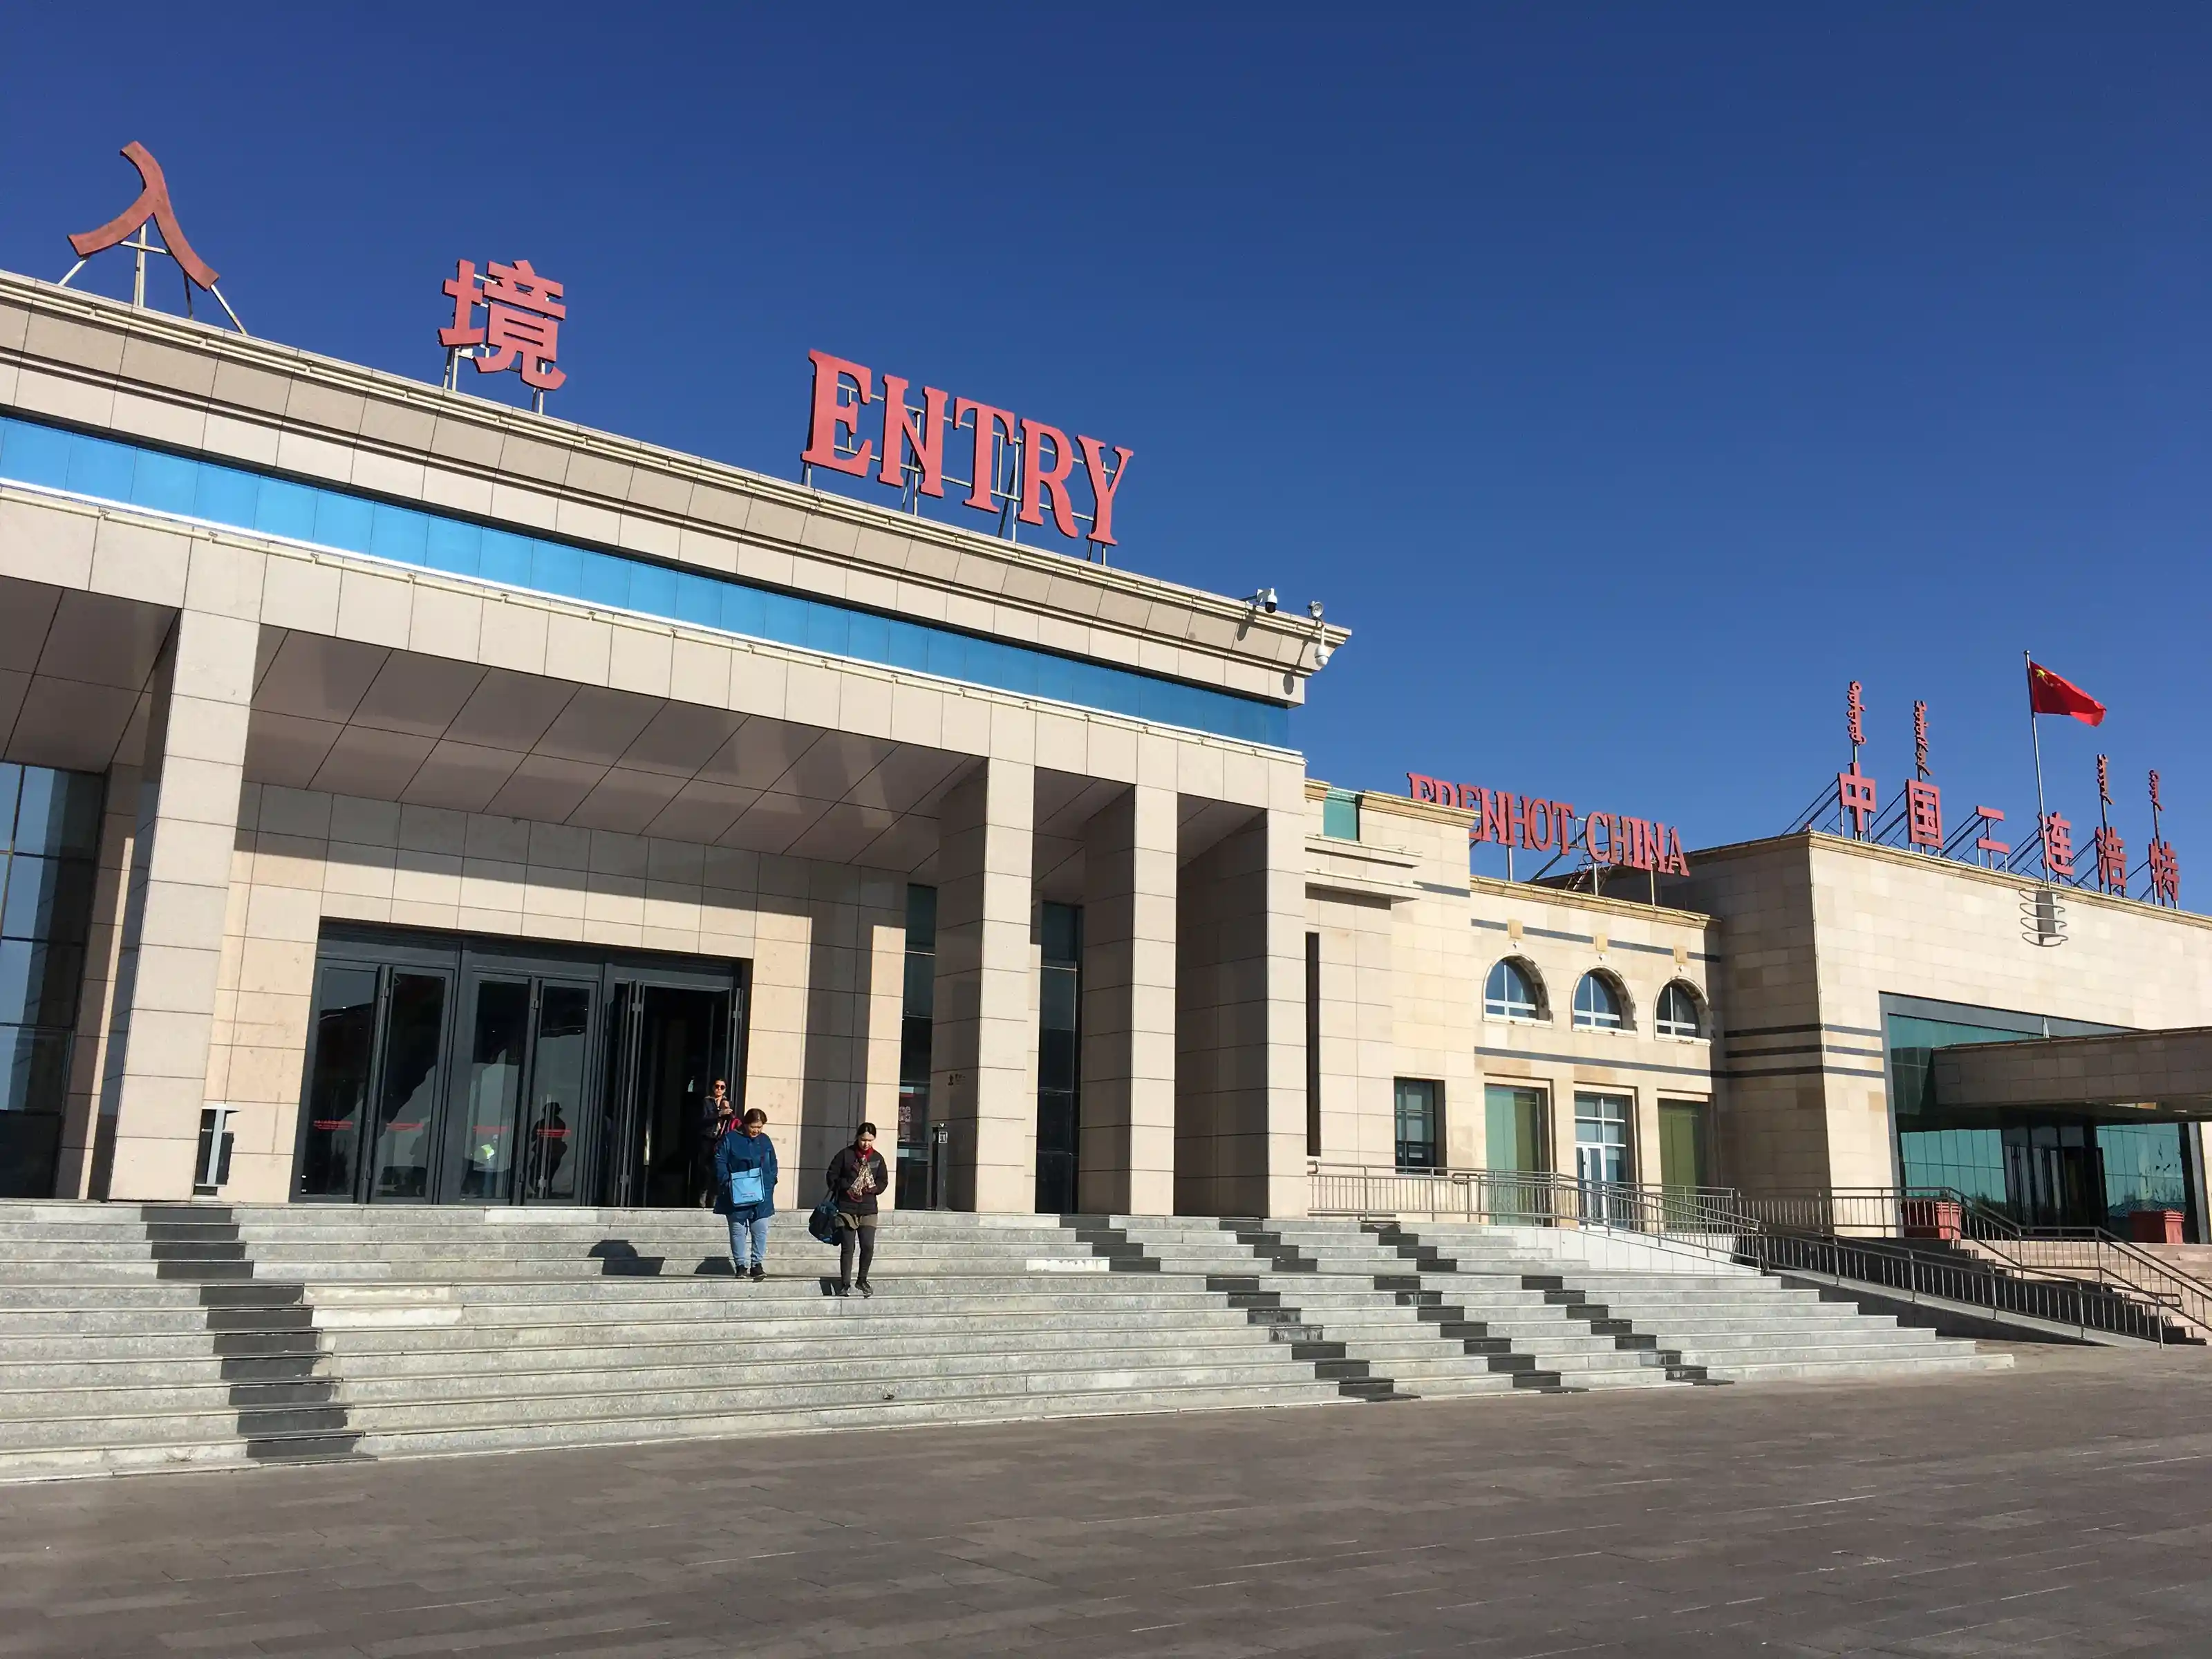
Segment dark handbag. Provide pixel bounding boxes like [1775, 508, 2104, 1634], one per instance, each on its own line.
[807, 1190, 840, 1246]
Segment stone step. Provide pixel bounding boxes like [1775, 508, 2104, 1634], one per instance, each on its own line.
[1699, 1353, 2010, 1381]
[0, 1345, 1320, 1423]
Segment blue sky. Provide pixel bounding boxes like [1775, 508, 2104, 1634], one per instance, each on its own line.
[3, 6, 2206, 873]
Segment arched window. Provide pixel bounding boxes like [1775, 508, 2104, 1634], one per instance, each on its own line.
[1656, 981, 1704, 1040]
[1572, 971, 1627, 1031]
[1484, 958, 1544, 1022]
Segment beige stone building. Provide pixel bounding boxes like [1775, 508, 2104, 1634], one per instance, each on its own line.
[1304, 786, 1717, 1200]
[3, 263, 2211, 1234]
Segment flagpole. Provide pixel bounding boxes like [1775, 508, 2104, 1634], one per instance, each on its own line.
[2025, 648, 2049, 879]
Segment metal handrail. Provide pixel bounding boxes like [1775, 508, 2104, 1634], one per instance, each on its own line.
[1306, 1164, 1751, 1234]
[1967, 1231, 2212, 1340]
[1310, 1165, 2195, 1343]
[1734, 1186, 2023, 1240]
[1743, 1230, 2182, 1346]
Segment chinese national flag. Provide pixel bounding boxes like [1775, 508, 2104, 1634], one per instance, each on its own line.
[2027, 659, 2106, 726]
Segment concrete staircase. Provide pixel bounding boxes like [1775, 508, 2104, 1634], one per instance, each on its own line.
[0, 1203, 1347, 1480]
[1384, 1221, 2013, 1382]
[0, 1204, 2013, 1481]
[1112, 1216, 1684, 1395]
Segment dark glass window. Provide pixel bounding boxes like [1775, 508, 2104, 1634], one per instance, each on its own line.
[0, 765, 104, 1199]
[1035, 902, 1082, 1212]
[1394, 1078, 1441, 1171]
[897, 885, 937, 1208]
[1305, 932, 1322, 1157]
[1655, 982, 1703, 1039]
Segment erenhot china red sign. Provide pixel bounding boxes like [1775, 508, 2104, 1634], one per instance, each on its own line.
[1407, 774, 1691, 876]
[802, 350, 1134, 551]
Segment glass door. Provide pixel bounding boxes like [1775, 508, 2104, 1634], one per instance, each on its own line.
[522, 980, 595, 1203]
[365, 970, 452, 1202]
[1574, 1091, 1632, 1226]
[295, 964, 379, 1199]
[597, 979, 733, 1208]
[294, 925, 744, 1208]
[448, 975, 529, 1201]
[597, 982, 644, 1207]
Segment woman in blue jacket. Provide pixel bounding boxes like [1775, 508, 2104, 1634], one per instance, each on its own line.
[713, 1107, 778, 1282]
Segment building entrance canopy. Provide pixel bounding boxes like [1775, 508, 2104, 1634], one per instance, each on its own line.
[1933, 1029, 2212, 1118]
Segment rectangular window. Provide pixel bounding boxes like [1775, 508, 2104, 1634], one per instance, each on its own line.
[1394, 1078, 1441, 1171]
[1484, 1084, 1548, 1174]
[1658, 1098, 1707, 1190]
[1320, 788, 1361, 841]
[1573, 1091, 1633, 1190]
[1035, 903, 1082, 1213]
[1305, 932, 1322, 1157]
[897, 885, 936, 1209]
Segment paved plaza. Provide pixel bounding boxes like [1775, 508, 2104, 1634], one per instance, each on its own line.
[3, 1345, 2209, 1658]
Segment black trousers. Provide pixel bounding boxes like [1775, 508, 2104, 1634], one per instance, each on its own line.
[838, 1215, 877, 1284]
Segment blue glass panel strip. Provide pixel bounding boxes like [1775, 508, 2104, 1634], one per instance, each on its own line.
[0, 413, 1292, 747]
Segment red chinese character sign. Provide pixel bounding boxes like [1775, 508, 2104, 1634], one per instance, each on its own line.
[2147, 770, 2180, 907]
[1838, 763, 1878, 836]
[2090, 755, 2126, 895]
[439, 259, 568, 409]
[1784, 673, 2186, 915]
[58, 142, 247, 333]
[801, 350, 1133, 562]
[1904, 700, 1943, 849]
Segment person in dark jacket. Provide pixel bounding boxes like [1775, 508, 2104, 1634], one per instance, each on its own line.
[695, 1078, 735, 1207]
[713, 1107, 778, 1282]
[825, 1123, 888, 1298]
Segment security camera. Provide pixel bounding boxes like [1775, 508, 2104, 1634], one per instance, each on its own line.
[1313, 641, 1333, 668]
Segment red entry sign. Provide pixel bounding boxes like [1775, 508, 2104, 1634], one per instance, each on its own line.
[802, 350, 1133, 550]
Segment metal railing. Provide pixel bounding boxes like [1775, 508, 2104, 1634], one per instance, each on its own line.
[1963, 1233, 2212, 1341]
[1735, 1186, 2212, 1341]
[1309, 1166, 2202, 1344]
[1306, 1164, 1749, 1235]
[1733, 1185, 2023, 1239]
[1745, 1228, 2184, 1346]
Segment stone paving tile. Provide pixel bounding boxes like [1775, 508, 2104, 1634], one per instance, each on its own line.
[6, 1344, 2212, 1656]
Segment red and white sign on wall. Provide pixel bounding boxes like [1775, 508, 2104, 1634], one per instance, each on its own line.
[801, 350, 1133, 556]
[1405, 774, 1691, 876]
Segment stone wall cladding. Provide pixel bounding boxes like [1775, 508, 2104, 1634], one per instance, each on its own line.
[0, 274, 1344, 709]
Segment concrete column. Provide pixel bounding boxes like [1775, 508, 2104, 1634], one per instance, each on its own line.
[98, 609, 254, 1200]
[1174, 800, 1308, 1218]
[1078, 782, 1178, 1216]
[931, 757, 1035, 1212]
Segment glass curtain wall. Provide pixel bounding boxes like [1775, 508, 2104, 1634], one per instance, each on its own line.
[1035, 903, 1082, 1213]
[0, 765, 104, 1197]
[897, 885, 937, 1208]
[1886, 998, 2195, 1232]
